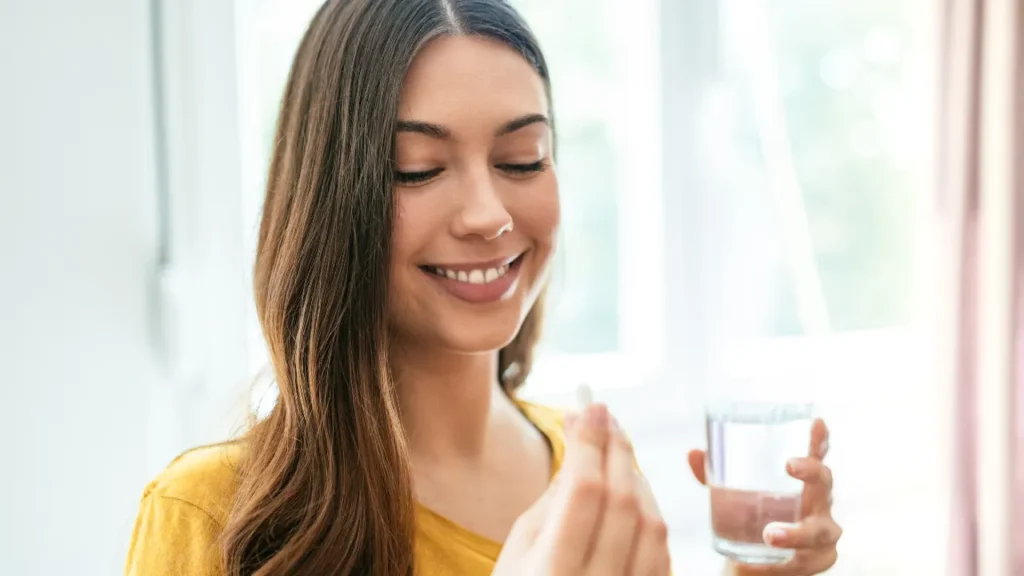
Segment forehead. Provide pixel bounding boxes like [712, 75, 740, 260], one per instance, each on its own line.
[398, 35, 548, 123]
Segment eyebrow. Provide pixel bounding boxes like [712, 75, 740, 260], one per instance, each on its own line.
[395, 113, 549, 140]
[395, 120, 450, 139]
[496, 113, 549, 136]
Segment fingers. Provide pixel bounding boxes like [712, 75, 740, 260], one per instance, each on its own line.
[808, 418, 829, 461]
[788, 457, 834, 518]
[763, 516, 842, 550]
[588, 422, 642, 574]
[569, 405, 610, 476]
[729, 421, 839, 576]
[787, 453, 832, 483]
[796, 419, 832, 518]
[628, 475, 672, 576]
[687, 449, 707, 486]
[536, 403, 612, 571]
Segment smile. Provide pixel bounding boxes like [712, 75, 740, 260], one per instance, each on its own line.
[419, 253, 526, 303]
[426, 262, 512, 285]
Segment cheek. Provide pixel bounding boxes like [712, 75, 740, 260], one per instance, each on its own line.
[391, 191, 439, 265]
[511, 176, 560, 250]
[388, 199, 421, 304]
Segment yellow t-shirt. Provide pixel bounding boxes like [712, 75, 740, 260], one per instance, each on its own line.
[125, 401, 566, 576]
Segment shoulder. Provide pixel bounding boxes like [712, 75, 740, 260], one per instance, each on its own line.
[125, 442, 245, 576]
[516, 398, 570, 466]
[517, 399, 567, 431]
[142, 440, 245, 526]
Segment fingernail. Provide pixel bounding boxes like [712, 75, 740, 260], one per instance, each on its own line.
[585, 403, 609, 428]
[763, 523, 791, 545]
[609, 414, 621, 431]
[786, 458, 805, 474]
[818, 439, 830, 458]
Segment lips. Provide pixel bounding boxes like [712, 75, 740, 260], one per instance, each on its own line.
[420, 253, 525, 304]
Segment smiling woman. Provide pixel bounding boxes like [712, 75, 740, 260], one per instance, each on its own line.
[124, 1, 677, 575]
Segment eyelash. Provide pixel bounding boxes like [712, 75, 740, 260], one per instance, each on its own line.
[394, 160, 549, 185]
[394, 168, 443, 184]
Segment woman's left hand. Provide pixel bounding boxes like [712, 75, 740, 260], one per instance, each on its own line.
[687, 419, 842, 575]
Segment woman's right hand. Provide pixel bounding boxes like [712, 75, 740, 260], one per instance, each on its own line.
[493, 403, 672, 576]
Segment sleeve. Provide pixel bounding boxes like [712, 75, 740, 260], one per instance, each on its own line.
[125, 491, 226, 576]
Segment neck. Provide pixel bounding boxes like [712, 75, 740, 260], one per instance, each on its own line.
[392, 342, 518, 462]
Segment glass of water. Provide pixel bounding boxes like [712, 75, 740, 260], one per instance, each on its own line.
[705, 401, 814, 565]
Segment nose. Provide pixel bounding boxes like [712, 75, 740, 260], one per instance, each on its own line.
[452, 170, 513, 241]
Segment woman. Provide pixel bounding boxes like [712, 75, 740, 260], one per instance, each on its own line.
[125, 0, 841, 574]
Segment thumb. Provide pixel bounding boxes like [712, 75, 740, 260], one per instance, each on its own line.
[687, 449, 707, 485]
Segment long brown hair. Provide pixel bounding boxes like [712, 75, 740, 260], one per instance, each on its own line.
[221, 1, 553, 574]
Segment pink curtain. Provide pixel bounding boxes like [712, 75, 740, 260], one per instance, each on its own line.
[940, 0, 1024, 573]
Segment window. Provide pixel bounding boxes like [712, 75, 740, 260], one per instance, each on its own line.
[710, 0, 923, 339]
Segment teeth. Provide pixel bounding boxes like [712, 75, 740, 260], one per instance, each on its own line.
[431, 262, 513, 284]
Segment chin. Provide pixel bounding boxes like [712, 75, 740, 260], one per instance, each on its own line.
[435, 309, 525, 354]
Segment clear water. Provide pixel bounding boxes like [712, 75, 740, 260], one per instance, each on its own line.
[705, 403, 812, 565]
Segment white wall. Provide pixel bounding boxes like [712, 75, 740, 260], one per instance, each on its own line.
[0, 0, 252, 571]
[0, 1, 161, 574]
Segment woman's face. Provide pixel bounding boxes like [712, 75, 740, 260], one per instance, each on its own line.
[388, 35, 559, 354]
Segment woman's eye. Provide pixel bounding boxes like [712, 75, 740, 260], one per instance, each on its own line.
[394, 168, 443, 185]
[395, 161, 549, 184]
[497, 160, 549, 176]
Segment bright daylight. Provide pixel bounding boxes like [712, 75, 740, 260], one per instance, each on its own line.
[2, 0, 1022, 575]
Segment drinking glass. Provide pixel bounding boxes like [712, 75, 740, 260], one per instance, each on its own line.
[705, 401, 814, 565]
